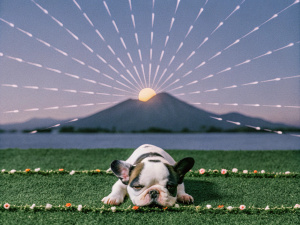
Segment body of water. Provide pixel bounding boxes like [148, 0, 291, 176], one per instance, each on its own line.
[0, 133, 299, 150]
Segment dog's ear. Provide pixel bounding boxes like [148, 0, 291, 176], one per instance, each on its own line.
[110, 160, 134, 185]
[174, 157, 195, 184]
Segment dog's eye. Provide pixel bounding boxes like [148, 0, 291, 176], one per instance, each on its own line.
[133, 185, 144, 190]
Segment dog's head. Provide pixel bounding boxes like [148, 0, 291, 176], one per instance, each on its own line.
[110, 156, 194, 206]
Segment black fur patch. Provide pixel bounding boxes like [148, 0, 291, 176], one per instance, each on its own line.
[134, 152, 164, 164]
[164, 164, 179, 197]
[148, 159, 161, 163]
[174, 157, 195, 184]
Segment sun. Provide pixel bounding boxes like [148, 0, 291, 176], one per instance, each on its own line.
[138, 88, 157, 102]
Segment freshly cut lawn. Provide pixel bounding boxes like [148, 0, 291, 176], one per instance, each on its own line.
[0, 149, 299, 224]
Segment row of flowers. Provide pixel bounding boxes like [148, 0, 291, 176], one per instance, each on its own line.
[191, 168, 299, 178]
[1, 168, 299, 178]
[1, 203, 300, 213]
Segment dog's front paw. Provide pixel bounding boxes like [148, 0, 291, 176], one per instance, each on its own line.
[177, 193, 194, 204]
[102, 194, 124, 205]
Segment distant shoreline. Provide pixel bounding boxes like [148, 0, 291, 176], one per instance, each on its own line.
[1, 125, 299, 134]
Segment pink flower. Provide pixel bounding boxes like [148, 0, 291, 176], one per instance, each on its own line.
[199, 168, 205, 174]
[221, 169, 227, 174]
[243, 170, 248, 174]
[4, 203, 10, 209]
[294, 204, 300, 209]
[239, 205, 246, 210]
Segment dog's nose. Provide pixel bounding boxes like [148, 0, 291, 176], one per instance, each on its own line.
[149, 190, 159, 199]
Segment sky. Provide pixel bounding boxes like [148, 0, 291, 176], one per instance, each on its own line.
[0, 0, 299, 127]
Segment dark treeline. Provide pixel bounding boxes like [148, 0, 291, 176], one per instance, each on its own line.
[57, 126, 300, 134]
[1, 126, 299, 134]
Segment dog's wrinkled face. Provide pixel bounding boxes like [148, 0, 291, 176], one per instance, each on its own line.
[111, 156, 194, 206]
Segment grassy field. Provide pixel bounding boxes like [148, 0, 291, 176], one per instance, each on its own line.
[0, 149, 299, 224]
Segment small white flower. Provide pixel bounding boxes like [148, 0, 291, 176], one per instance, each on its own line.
[221, 169, 227, 174]
[285, 171, 290, 174]
[199, 168, 205, 174]
[30, 204, 36, 209]
[261, 170, 265, 174]
[232, 168, 238, 173]
[10, 169, 16, 174]
[227, 206, 233, 210]
[206, 204, 212, 209]
[4, 203, 10, 209]
[243, 170, 248, 174]
[35, 168, 40, 172]
[45, 204, 52, 209]
[1, 169, 5, 173]
[294, 204, 300, 209]
[70, 170, 75, 175]
[265, 205, 270, 210]
[77, 205, 83, 211]
[174, 204, 180, 208]
[111, 206, 117, 212]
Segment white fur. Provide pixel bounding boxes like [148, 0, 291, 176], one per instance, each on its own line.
[102, 144, 193, 206]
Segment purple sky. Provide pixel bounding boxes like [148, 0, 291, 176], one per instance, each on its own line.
[0, 0, 299, 127]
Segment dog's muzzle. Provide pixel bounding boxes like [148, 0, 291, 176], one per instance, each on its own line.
[149, 190, 159, 199]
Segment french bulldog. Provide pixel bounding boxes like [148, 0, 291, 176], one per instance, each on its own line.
[102, 144, 195, 207]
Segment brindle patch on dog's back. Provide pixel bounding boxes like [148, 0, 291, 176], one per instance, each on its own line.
[129, 162, 144, 186]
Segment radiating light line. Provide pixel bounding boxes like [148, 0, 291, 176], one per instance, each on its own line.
[167, 73, 300, 96]
[166, 41, 299, 91]
[3, 100, 128, 115]
[32, 0, 140, 92]
[209, 116, 298, 137]
[158, 0, 298, 91]
[189, 102, 299, 109]
[154, 0, 208, 89]
[0, 52, 141, 94]
[1, 83, 135, 96]
[158, 0, 244, 89]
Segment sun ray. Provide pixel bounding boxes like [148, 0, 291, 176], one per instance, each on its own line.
[156, 0, 299, 92]
[0, 52, 136, 93]
[166, 73, 300, 97]
[163, 41, 299, 92]
[31, 0, 141, 92]
[154, 0, 208, 89]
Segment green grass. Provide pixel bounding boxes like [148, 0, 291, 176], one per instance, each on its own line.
[0, 149, 300, 224]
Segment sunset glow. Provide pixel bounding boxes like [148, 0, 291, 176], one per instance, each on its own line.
[138, 88, 156, 102]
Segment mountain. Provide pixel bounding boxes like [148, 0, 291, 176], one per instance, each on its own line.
[68, 93, 290, 132]
[0, 118, 62, 131]
[1, 93, 292, 132]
